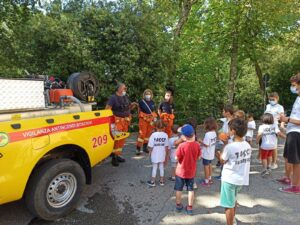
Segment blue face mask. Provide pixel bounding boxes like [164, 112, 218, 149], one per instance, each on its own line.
[269, 100, 276, 106]
[290, 86, 298, 94]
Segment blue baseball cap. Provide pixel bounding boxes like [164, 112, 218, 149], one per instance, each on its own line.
[181, 124, 194, 137]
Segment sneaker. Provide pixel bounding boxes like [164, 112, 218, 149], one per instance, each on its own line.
[193, 183, 198, 190]
[261, 169, 270, 177]
[270, 163, 278, 169]
[176, 204, 183, 212]
[168, 177, 175, 181]
[279, 186, 300, 195]
[147, 181, 155, 187]
[214, 175, 222, 181]
[135, 149, 141, 156]
[276, 177, 291, 185]
[159, 181, 165, 186]
[200, 181, 210, 187]
[185, 206, 193, 215]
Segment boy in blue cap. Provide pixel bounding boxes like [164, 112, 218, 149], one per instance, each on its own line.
[174, 124, 202, 215]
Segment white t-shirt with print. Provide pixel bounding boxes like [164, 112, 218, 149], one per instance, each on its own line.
[287, 96, 300, 134]
[221, 141, 252, 186]
[246, 120, 256, 138]
[169, 136, 179, 163]
[258, 124, 280, 150]
[148, 131, 169, 163]
[202, 131, 217, 160]
[265, 104, 284, 125]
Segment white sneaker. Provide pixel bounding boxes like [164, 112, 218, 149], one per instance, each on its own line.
[270, 163, 278, 169]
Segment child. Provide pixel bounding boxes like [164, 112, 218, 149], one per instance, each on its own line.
[147, 120, 169, 187]
[168, 125, 180, 181]
[199, 117, 217, 186]
[174, 124, 201, 215]
[215, 105, 235, 179]
[234, 110, 246, 120]
[265, 92, 285, 169]
[216, 118, 251, 225]
[256, 113, 285, 176]
[246, 113, 256, 146]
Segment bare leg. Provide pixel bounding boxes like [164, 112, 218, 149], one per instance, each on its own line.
[204, 165, 209, 181]
[272, 149, 278, 164]
[225, 208, 235, 225]
[188, 190, 194, 207]
[262, 159, 267, 169]
[292, 164, 300, 186]
[267, 156, 272, 168]
[209, 164, 212, 178]
[285, 158, 293, 179]
[176, 191, 182, 205]
[171, 167, 176, 178]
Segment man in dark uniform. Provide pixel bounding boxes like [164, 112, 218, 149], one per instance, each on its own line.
[106, 83, 137, 166]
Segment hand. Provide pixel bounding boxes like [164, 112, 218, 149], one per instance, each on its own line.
[279, 113, 289, 123]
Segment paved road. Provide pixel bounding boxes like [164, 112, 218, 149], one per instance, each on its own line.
[0, 133, 299, 225]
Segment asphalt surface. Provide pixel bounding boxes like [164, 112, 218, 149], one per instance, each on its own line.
[0, 133, 300, 225]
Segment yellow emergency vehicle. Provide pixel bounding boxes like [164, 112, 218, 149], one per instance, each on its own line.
[0, 73, 128, 220]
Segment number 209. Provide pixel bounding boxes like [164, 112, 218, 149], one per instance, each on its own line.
[92, 135, 108, 148]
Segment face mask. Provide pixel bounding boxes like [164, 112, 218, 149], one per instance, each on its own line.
[122, 91, 126, 96]
[165, 96, 170, 101]
[290, 86, 298, 94]
[145, 95, 151, 100]
[269, 100, 277, 106]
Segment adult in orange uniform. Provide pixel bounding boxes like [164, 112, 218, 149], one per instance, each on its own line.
[106, 83, 137, 166]
[136, 89, 157, 155]
[158, 90, 175, 138]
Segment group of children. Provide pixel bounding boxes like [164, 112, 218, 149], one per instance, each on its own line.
[143, 92, 287, 225]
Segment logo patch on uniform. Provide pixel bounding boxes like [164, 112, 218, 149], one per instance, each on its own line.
[0, 132, 9, 147]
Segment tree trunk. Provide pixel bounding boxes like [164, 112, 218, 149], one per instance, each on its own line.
[170, 0, 198, 82]
[253, 59, 264, 92]
[227, 31, 239, 105]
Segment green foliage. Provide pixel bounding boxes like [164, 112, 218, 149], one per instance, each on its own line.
[1, 0, 300, 121]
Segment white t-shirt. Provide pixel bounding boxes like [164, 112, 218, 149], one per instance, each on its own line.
[265, 103, 284, 125]
[287, 96, 300, 134]
[169, 136, 179, 163]
[258, 124, 280, 150]
[202, 131, 217, 160]
[221, 141, 251, 186]
[221, 118, 229, 134]
[148, 131, 169, 163]
[246, 120, 256, 138]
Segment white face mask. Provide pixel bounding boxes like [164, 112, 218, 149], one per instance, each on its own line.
[145, 95, 151, 100]
[290, 86, 298, 94]
[122, 91, 126, 96]
[269, 100, 277, 106]
[165, 96, 170, 101]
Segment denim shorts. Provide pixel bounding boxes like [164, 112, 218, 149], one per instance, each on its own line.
[174, 176, 194, 191]
[202, 158, 213, 166]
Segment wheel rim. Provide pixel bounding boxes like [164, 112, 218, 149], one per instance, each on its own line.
[46, 173, 77, 208]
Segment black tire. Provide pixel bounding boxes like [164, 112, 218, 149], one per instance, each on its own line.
[67, 71, 100, 101]
[25, 159, 86, 221]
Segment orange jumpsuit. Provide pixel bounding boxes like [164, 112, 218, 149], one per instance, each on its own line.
[160, 113, 175, 137]
[136, 111, 157, 148]
[113, 116, 131, 155]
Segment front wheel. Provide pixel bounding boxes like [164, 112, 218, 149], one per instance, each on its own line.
[25, 159, 86, 220]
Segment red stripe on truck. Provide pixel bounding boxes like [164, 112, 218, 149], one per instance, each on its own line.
[8, 116, 112, 143]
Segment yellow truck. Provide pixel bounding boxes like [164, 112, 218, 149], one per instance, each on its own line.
[0, 74, 127, 220]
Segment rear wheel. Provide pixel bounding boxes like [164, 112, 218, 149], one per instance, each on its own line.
[25, 159, 86, 220]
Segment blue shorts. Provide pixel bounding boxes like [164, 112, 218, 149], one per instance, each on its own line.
[174, 176, 194, 191]
[203, 158, 213, 166]
[220, 181, 242, 208]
